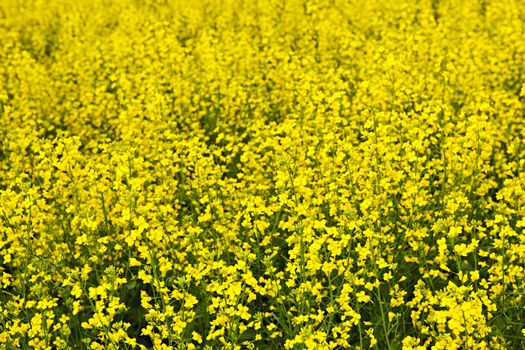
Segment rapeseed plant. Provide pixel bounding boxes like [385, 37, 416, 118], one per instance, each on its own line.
[1, 0, 525, 348]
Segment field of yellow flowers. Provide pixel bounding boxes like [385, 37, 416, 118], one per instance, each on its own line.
[1, 0, 525, 349]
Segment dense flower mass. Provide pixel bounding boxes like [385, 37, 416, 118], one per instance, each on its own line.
[1, 0, 525, 349]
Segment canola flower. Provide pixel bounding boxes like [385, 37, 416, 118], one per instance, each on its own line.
[1, 0, 525, 349]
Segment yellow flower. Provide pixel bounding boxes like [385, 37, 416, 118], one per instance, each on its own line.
[356, 291, 371, 303]
[192, 331, 202, 344]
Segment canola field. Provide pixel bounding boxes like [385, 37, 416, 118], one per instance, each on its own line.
[1, 0, 525, 349]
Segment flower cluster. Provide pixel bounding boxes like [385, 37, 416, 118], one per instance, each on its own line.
[1, 0, 525, 349]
